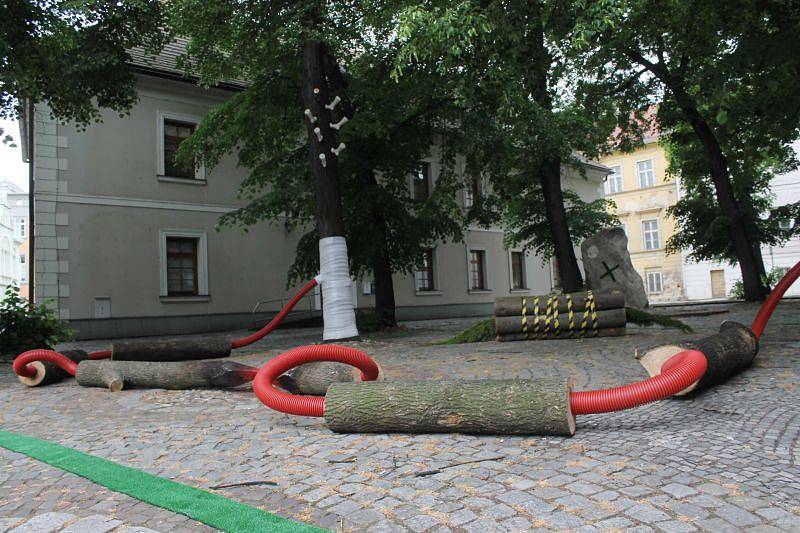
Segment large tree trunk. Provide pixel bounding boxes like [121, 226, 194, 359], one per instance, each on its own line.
[526, 0, 584, 292]
[540, 156, 584, 292]
[372, 247, 396, 326]
[629, 53, 769, 301]
[75, 359, 257, 391]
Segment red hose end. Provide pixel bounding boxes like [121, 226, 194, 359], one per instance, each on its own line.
[253, 344, 380, 417]
[13, 349, 79, 381]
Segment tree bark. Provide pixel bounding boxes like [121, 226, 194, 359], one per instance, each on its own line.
[497, 328, 625, 342]
[111, 338, 231, 362]
[301, 35, 344, 238]
[75, 359, 257, 391]
[624, 51, 769, 301]
[372, 247, 396, 326]
[277, 361, 384, 395]
[638, 321, 758, 396]
[494, 308, 627, 335]
[324, 379, 575, 436]
[526, 0, 584, 292]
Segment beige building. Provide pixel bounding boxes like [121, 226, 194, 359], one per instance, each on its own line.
[21, 52, 608, 339]
[599, 140, 685, 303]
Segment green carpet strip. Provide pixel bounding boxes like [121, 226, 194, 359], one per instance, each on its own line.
[0, 430, 324, 533]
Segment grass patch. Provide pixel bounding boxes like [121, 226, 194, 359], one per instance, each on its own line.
[626, 307, 694, 333]
[438, 319, 495, 344]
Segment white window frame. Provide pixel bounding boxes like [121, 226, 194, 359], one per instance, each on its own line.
[646, 270, 663, 294]
[642, 219, 661, 250]
[158, 229, 209, 297]
[415, 247, 441, 295]
[508, 249, 528, 291]
[466, 246, 491, 292]
[362, 279, 375, 295]
[606, 165, 623, 194]
[156, 110, 206, 182]
[637, 158, 655, 188]
[463, 176, 483, 208]
[410, 161, 433, 201]
[19, 253, 27, 283]
[13, 217, 25, 239]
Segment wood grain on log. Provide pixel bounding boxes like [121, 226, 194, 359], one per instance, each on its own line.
[75, 359, 256, 391]
[16, 350, 90, 387]
[494, 292, 625, 317]
[277, 361, 384, 395]
[639, 321, 758, 396]
[324, 379, 575, 436]
[496, 328, 626, 342]
[494, 308, 627, 336]
[111, 337, 231, 362]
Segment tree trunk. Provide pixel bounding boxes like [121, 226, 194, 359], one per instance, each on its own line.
[75, 359, 257, 391]
[494, 291, 625, 316]
[525, 0, 584, 292]
[111, 337, 231, 362]
[301, 37, 344, 239]
[372, 247, 396, 326]
[494, 307, 627, 335]
[631, 54, 769, 301]
[277, 361, 384, 395]
[540, 157, 584, 292]
[497, 328, 625, 342]
[638, 321, 758, 395]
[324, 379, 575, 436]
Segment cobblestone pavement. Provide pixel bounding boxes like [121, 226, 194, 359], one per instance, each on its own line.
[2, 301, 799, 532]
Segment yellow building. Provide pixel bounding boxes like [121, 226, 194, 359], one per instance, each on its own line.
[599, 140, 685, 303]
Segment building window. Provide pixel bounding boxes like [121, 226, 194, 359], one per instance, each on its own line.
[642, 219, 661, 250]
[19, 254, 26, 283]
[362, 280, 375, 295]
[607, 165, 623, 194]
[469, 249, 487, 290]
[13, 217, 25, 239]
[415, 249, 436, 291]
[166, 237, 199, 296]
[159, 230, 208, 297]
[510, 251, 526, 290]
[646, 270, 663, 294]
[413, 162, 431, 201]
[157, 111, 205, 181]
[464, 177, 482, 207]
[638, 159, 655, 188]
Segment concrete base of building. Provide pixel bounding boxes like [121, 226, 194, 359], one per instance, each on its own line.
[66, 303, 495, 340]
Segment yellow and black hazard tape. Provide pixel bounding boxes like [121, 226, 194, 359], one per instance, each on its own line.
[521, 297, 528, 339]
[532, 296, 541, 339]
[543, 295, 554, 337]
[551, 294, 560, 337]
[566, 293, 575, 338]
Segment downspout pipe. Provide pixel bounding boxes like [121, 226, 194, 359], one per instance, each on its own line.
[26, 100, 35, 301]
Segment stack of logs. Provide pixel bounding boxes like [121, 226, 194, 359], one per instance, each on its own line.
[494, 291, 626, 342]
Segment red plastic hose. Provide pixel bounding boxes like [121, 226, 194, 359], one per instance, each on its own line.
[750, 261, 800, 339]
[13, 349, 79, 379]
[252, 344, 380, 417]
[230, 278, 319, 349]
[569, 349, 707, 415]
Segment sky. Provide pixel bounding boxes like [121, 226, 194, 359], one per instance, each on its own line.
[0, 117, 29, 192]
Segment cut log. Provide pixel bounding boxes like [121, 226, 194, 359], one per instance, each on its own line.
[324, 379, 575, 436]
[494, 308, 627, 336]
[16, 350, 90, 387]
[494, 292, 625, 317]
[638, 321, 758, 396]
[497, 327, 626, 342]
[277, 361, 384, 395]
[111, 337, 231, 362]
[75, 359, 257, 391]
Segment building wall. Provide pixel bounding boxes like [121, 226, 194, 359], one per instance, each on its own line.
[600, 142, 685, 303]
[34, 75, 606, 339]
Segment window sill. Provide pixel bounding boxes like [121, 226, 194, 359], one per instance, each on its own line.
[415, 290, 443, 296]
[510, 288, 530, 293]
[160, 295, 211, 303]
[158, 176, 207, 186]
[468, 289, 493, 294]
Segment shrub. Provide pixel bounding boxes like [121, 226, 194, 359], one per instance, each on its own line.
[0, 284, 73, 359]
[729, 266, 788, 300]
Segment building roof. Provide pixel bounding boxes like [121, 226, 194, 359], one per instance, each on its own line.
[127, 38, 246, 91]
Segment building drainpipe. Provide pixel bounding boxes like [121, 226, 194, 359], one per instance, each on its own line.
[26, 101, 35, 302]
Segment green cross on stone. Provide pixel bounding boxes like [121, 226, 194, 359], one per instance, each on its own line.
[600, 261, 620, 282]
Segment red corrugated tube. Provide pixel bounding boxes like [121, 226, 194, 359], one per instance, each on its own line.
[252, 344, 381, 417]
[750, 261, 800, 340]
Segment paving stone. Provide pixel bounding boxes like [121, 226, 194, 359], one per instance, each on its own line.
[661, 483, 698, 499]
[8, 513, 75, 533]
[715, 504, 762, 527]
[404, 514, 440, 533]
[625, 503, 671, 523]
[447, 509, 477, 527]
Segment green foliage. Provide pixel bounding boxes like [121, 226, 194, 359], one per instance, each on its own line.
[0, 285, 72, 358]
[171, 2, 470, 288]
[625, 307, 693, 333]
[438, 319, 495, 344]
[575, 0, 800, 266]
[1, 1, 169, 126]
[355, 309, 391, 334]
[729, 266, 789, 300]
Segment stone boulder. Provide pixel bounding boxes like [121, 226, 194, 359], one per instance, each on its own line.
[581, 227, 649, 309]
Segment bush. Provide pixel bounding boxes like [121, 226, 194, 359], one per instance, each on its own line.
[0, 284, 73, 359]
[729, 266, 789, 300]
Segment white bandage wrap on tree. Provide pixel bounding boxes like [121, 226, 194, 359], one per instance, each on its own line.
[318, 236, 359, 340]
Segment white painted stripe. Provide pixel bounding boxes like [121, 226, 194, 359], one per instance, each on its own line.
[35, 192, 239, 214]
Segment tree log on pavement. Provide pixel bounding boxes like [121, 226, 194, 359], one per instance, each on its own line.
[277, 361, 384, 395]
[494, 292, 625, 317]
[324, 379, 575, 436]
[111, 337, 231, 362]
[494, 308, 627, 336]
[497, 328, 626, 342]
[75, 359, 256, 391]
